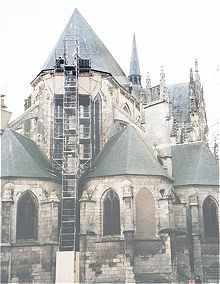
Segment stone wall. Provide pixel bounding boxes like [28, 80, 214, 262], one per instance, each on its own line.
[10, 70, 142, 160]
[79, 175, 174, 282]
[1, 245, 58, 283]
[1, 178, 60, 283]
[80, 175, 172, 238]
[175, 185, 219, 282]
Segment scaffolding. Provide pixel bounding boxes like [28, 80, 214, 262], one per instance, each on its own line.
[52, 43, 92, 251]
[60, 62, 80, 251]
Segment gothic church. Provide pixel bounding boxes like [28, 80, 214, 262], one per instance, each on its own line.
[1, 8, 219, 284]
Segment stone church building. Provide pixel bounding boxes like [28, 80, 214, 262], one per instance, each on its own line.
[1, 8, 219, 284]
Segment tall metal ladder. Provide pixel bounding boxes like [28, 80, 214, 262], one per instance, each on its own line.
[60, 50, 80, 251]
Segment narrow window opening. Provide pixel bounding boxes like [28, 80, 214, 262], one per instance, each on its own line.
[203, 196, 219, 239]
[16, 191, 38, 240]
[103, 190, 120, 236]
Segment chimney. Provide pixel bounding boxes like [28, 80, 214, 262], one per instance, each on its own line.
[0, 95, 12, 129]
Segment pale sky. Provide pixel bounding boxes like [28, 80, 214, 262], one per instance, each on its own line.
[0, 0, 219, 138]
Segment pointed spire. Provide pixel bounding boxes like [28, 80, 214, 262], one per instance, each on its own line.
[129, 33, 140, 76]
[128, 33, 141, 86]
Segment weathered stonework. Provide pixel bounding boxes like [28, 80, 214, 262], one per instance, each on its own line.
[1, 178, 60, 283]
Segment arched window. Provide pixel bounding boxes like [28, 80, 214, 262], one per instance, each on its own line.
[92, 94, 102, 157]
[203, 196, 219, 239]
[135, 188, 156, 239]
[16, 191, 38, 240]
[103, 190, 120, 236]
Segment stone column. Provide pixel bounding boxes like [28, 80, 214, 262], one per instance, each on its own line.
[40, 189, 59, 242]
[80, 194, 97, 283]
[158, 195, 177, 282]
[1, 183, 14, 283]
[189, 195, 203, 280]
[122, 182, 135, 260]
[122, 182, 135, 283]
[1, 183, 14, 243]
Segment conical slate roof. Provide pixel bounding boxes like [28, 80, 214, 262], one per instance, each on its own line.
[129, 33, 140, 76]
[1, 129, 56, 179]
[87, 126, 169, 178]
[43, 9, 128, 85]
[172, 142, 219, 186]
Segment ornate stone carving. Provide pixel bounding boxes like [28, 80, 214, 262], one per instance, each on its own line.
[2, 183, 14, 201]
[189, 194, 198, 205]
[122, 180, 133, 198]
[81, 185, 97, 201]
[48, 189, 59, 202]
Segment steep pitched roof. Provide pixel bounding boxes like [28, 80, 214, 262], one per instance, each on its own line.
[172, 142, 219, 186]
[168, 83, 190, 124]
[1, 129, 56, 179]
[129, 33, 140, 76]
[87, 126, 169, 178]
[43, 9, 128, 85]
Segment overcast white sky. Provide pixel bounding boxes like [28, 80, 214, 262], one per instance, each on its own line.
[0, 0, 219, 137]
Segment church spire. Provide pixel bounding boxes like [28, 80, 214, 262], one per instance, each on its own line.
[128, 33, 141, 86]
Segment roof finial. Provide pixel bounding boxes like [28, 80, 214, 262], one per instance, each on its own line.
[160, 65, 165, 83]
[146, 72, 151, 89]
[160, 66, 167, 100]
[195, 59, 199, 72]
[194, 59, 200, 81]
[144, 72, 152, 104]
[190, 68, 194, 83]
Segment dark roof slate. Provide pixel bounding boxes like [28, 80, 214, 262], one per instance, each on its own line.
[1, 129, 56, 179]
[43, 9, 128, 85]
[172, 142, 219, 186]
[87, 126, 169, 178]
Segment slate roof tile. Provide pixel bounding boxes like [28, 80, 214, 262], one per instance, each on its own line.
[43, 9, 128, 85]
[87, 126, 169, 178]
[1, 129, 56, 179]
